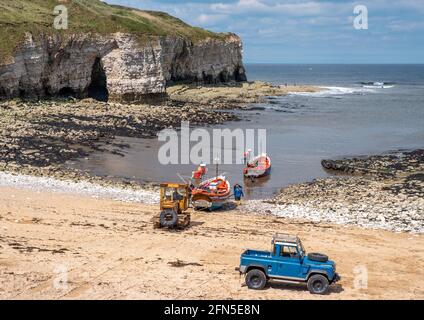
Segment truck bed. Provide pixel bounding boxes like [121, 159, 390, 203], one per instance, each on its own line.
[242, 249, 272, 259]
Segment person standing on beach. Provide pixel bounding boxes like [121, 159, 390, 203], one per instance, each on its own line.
[233, 184, 244, 204]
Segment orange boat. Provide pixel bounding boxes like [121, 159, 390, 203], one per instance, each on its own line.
[243, 153, 271, 178]
[191, 176, 231, 210]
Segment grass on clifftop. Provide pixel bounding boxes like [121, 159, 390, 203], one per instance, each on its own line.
[0, 0, 229, 63]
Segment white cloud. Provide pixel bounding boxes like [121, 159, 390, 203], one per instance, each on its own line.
[107, 0, 424, 62]
[211, 0, 268, 12]
[195, 13, 228, 25]
[210, 0, 351, 16]
[387, 20, 424, 32]
[376, 0, 424, 12]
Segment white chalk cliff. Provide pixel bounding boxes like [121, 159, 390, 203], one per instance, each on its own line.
[0, 32, 246, 102]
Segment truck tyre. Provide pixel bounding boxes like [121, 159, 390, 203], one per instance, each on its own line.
[307, 274, 329, 294]
[307, 253, 328, 262]
[160, 209, 178, 228]
[245, 269, 267, 290]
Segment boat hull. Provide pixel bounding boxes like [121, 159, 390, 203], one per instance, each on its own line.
[192, 197, 229, 211]
[243, 154, 271, 178]
[192, 194, 230, 211]
[244, 165, 271, 178]
[191, 176, 231, 211]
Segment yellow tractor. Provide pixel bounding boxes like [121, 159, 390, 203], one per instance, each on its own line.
[153, 183, 191, 229]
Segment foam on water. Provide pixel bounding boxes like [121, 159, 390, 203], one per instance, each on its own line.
[289, 86, 377, 97]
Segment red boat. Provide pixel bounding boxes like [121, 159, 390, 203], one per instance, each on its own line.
[243, 153, 271, 178]
[191, 176, 231, 210]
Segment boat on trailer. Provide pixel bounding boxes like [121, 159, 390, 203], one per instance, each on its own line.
[191, 176, 231, 211]
[243, 153, 271, 178]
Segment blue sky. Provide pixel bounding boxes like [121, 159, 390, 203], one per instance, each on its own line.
[105, 0, 424, 63]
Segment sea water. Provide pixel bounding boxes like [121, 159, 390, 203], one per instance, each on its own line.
[70, 64, 424, 199]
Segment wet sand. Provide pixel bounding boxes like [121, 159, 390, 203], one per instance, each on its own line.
[1, 186, 423, 300]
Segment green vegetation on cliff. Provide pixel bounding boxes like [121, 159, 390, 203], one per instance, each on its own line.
[0, 0, 228, 63]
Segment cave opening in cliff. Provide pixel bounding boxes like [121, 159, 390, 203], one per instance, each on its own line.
[58, 87, 76, 98]
[87, 57, 108, 102]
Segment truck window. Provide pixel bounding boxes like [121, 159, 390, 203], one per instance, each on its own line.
[280, 245, 299, 258]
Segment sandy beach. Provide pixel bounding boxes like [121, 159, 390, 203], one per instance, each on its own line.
[0, 81, 422, 300]
[1, 0, 424, 305]
[1, 185, 423, 300]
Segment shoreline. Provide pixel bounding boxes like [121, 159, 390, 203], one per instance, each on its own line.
[266, 150, 424, 233]
[0, 185, 423, 299]
[0, 171, 159, 204]
[1, 149, 422, 234]
[167, 81, 321, 108]
[0, 82, 422, 234]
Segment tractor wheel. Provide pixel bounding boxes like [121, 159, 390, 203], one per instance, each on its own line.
[245, 269, 267, 290]
[159, 209, 178, 228]
[307, 274, 329, 294]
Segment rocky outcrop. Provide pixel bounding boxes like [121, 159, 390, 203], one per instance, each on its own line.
[161, 34, 246, 84]
[0, 32, 246, 102]
[321, 149, 424, 178]
[0, 34, 118, 99]
[260, 150, 424, 233]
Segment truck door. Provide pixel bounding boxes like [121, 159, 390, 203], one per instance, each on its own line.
[264, 242, 281, 276]
[276, 244, 302, 279]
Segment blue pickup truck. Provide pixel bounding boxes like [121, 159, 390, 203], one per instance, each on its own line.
[238, 234, 340, 294]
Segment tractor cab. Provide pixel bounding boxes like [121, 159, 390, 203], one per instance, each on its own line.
[160, 183, 189, 213]
[154, 183, 191, 229]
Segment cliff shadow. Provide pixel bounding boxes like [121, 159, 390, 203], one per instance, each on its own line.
[87, 57, 109, 102]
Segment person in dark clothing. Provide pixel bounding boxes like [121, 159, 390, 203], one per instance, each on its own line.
[233, 184, 244, 202]
[172, 189, 183, 201]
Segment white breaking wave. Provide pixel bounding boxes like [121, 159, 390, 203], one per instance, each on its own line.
[0, 171, 159, 204]
[289, 86, 376, 97]
[363, 85, 395, 89]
